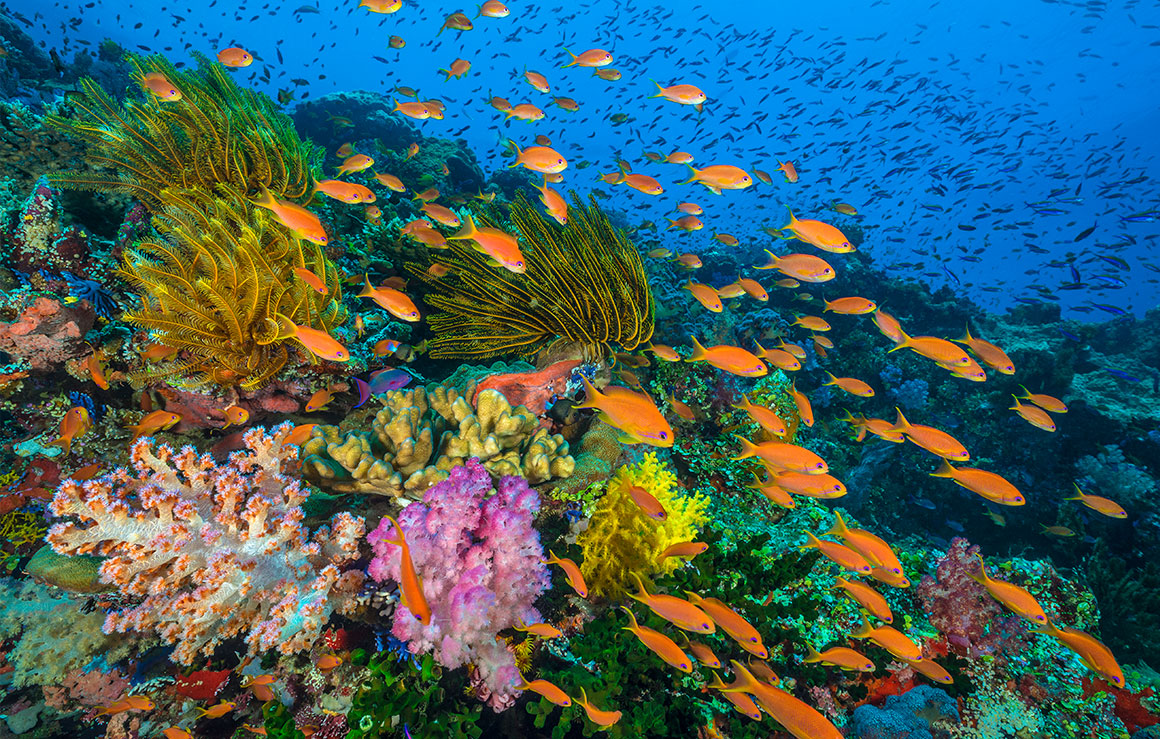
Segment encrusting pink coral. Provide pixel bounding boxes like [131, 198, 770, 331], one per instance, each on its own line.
[367, 458, 549, 711]
[47, 424, 366, 665]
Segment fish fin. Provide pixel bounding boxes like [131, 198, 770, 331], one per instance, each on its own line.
[688, 335, 708, 362]
[930, 458, 956, 478]
[752, 341, 768, 359]
[826, 510, 849, 539]
[803, 643, 823, 663]
[449, 212, 478, 241]
[955, 323, 974, 345]
[619, 605, 639, 629]
[781, 205, 797, 230]
[617, 431, 644, 445]
[357, 273, 375, 298]
[968, 554, 988, 584]
[249, 185, 277, 211]
[572, 374, 601, 410]
[890, 407, 911, 432]
[730, 434, 758, 460]
[678, 162, 698, 184]
[886, 328, 912, 352]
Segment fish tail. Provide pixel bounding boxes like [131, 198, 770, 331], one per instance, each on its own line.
[649, 78, 664, 97]
[562, 47, 577, 67]
[956, 323, 974, 345]
[449, 212, 479, 241]
[1065, 482, 1085, 501]
[825, 510, 849, 539]
[678, 162, 698, 185]
[930, 459, 957, 478]
[706, 671, 730, 691]
[968, 553, 988, 584]
[849, 616, 872, 638]
[1016, 384, 1032, 400]
[249, 185, 276, 211]
[630, 572, 649, 600]
[1008, 394, 1022, 411]
[379, 514, 405, 547]
[544, 549, 560, 565]
[688, 335, 708, 361]
[572, 374, 600, 410]
[619, 605, 640, 630]
[799, 530, 820, 551]
[803, 643, 823, 663]
[274, 313, 298, 339]
[505, 139, 522, 164]
[732, 393, 752, 411]
[890, 407, 911, 433]
[357, 274, 375, 298]
[752, 341, 768, 358]
[886, 328, 911, 352]
[731, 435, 758, 460]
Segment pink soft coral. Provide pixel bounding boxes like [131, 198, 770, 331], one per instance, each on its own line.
[368, 459, 549, 711]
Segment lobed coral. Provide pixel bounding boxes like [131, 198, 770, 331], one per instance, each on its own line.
[302, 385, 574, 498]
[367, 459, 550, 711]
[46, 424, 366, 664]
[577, 452, 710, 600]
[407, 192, 654, 362]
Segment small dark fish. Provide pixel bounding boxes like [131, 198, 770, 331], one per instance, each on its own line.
[957, 224, 976, 231]
[1104, 369, 1142, 382]
[1058, 330, 1083, 343]
[295, 4, 320, 12]
[1089, 302, 1127, 316]
[1074, 225, 1096, 241]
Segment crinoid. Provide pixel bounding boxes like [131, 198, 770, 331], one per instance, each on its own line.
[46, 53, 321, 208]
[407, 192, 654, 362]
[120, 187, 346, 389]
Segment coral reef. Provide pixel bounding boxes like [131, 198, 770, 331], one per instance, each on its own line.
[408, 192, 654, 361]
[302, 385, 574, 498]
[577, 452, 711, 600]
[1, 175, 92, 274]
[367, 459, 549, 711]
[848, 684, 960, 738]
[0, 293, 95, 371]
[46, 424, 366, 664]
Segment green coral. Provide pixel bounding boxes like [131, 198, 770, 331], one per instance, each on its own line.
[577, 453, 710, 600]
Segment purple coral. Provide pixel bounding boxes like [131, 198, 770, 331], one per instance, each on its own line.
[368, 459, 549, 711]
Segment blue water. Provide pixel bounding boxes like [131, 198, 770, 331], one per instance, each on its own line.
[18, 0, 1160, 317]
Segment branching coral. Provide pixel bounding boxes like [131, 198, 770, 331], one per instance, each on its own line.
[577, 452, 710, 600]
[46, 424, 366, 665]
[119, 187, 346, 389]
[302, 385, 573, 498]
[46, 53, 321, 207]
[367, 459, 550, 712]
[407, 192, 654, 361]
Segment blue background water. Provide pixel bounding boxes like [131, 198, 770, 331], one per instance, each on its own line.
[15, 0, 1160, 317]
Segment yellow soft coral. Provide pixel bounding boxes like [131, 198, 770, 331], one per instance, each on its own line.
[577, 453, 710, 600]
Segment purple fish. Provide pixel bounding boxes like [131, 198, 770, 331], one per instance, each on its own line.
[352, 377, 371, 408]
[368, 368, 412, 394]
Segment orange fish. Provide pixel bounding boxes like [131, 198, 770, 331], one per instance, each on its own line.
[713, 233, 739, 246]
[706, 672, 763, 720]
[420, 203, 460, 228]
[667, 151, 694, 164]
[314, 179, 375, 204]
[779, 209, 853, 252]
[593, 68, 622, 81]
[1032, 620, 1123, 687]
[612, 171, 664, 195]
[439, 58, 471, 80]
[790, 382, 814, 427]
[573, 687, 622, 727]
[777, 160, 799, 183]
[748, 473, 796, 508]
[734, 437, 827, 474]
[803, 644, 874, 672]
[833, 576, 893, 623]
[669, 394, 696, 422]
[360, 0, 402, 12]
[336, 153, 375, 176]
[281, 423, 317, 448]
[448, 214, 525, 273]
[222, 405, 249, 428]
[439, 11, 474, 33]
[96, 695, 155, 715]
[769, 469, 846, 498]
[563, 48, 613, 67]
[801, 531, 873, 574]
[545, 549, 588, 597]
[689, 338, 767, 377]
[509, 143, 567, 174]
[793, 315, 831, 332]
[71, 463, 102, 480]
[672, 253, 703, 269]
[405, 142, 420, 160]
[216, 47, 253, 67]
[140, 342, 178, 362]
[251, 187, 328, 245]
[1066, 484, 1126, 519]
[826, 511, 904, 578]
[849, 618, 922, 661]
[278, 316, 350, 362]
[358, 276, 421, 322]
[514, 620, 562, 639]
[127, 410, 180, 442]
[574, 376, 673, 447]
[477, 0, 510, 17]
[49, 406, 93, 456]
[1010, 397, 1057, 432]
[732, 394, 788, 436]
[379, 515, 432, 624]
[196, 702, 236, 719]
[373, 172, 405, 192]
[682, 635, 722, 668]
[888, 330, 971, 366]
[316, 654, 343, 672]
[681, 163, 752, 193]
[389, 36, 406, 48]
[903, 657, 953, 684]
[930, 459, 1024, 505]
[162, 728, 193, 739]
[516, 676, 571, 706]
[536, 181, 568, 225]
[651, 81, 708, 107]
[824, 296, 876, 315]
[658, 541, 709, 563]
[1016, 386, 1068, 414]
[627, 485, 667, 521]
[504, 103, 545, 121]
[890, 409, 969, 461]
[552, 96, 580, 111]
[141, 72, 182, 101]
[666, 214, 704, 231]
[621, 607, 693, 672]
[737, 278, 768, 301]
[755, 250, 835, 282]
[523, 69, 551, 93]
[684, 594, 767, 658]
[393, 100, 431, 120]
[824, 372, 875, 398]
[677, 202, 703, 215]
[292, 267, 329, 295]
[955, 326, 1014, 374]
[628, 575, 714, 633]
[757, 344, 802, 372]
[305, 387, 334, 413]
[971, 555, 1047, 623]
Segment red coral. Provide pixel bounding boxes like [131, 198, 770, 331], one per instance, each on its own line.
[173, 668, 231, 701]
[1083, 677, 1159, 733]
[472, 360, 581, 416]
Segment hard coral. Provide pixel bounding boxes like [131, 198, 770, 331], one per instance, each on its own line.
[302, 385, 574, 498]
[578, 452, 710, 600]
[367, 459, 549, 712]
[1, 176, 92, 274]
[46, 424, 366, 664]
